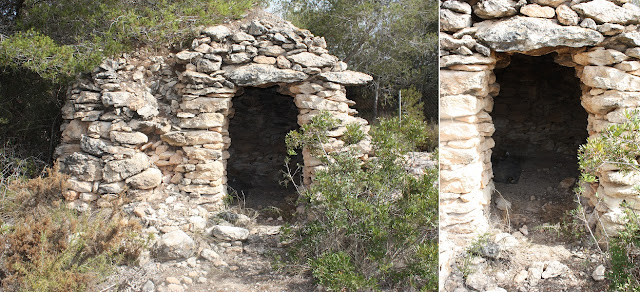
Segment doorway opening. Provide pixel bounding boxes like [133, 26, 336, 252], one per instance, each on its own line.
[227, 86, 302, 212]
[490, 53, 588, 227]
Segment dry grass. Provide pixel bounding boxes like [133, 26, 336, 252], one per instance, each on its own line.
[0, 157, 145, 291]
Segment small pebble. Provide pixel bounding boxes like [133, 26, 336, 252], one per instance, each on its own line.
[182, 276, 193, 285]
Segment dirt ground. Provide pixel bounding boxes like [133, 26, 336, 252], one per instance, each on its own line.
[446, 151, 610, 292]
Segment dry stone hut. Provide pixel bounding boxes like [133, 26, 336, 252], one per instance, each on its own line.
[54, 16, 372, 223]
[440, 0, 640, 283]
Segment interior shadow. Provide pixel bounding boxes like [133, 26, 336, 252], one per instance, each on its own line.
[490, 53, 588, 236]
[226, 86, 302, 214]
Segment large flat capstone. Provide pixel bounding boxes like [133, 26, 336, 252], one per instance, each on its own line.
[475, 16, 604, 52]
[225, 64, 307, 86]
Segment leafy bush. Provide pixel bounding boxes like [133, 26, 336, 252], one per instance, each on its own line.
[371, 115, 438, 153]
[607, 207, 640, 291]
[576, 110, 640, 290]
[282, 112, 438, 291]
[2, 0, 261, 81]
[0, 156, 145, 291]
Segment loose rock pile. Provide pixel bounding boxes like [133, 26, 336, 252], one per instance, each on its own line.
[440, 0, 640, 286]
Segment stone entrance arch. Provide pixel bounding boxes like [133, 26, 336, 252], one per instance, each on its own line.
[440, 0, 640, 283]
[55, 17, 372, 213]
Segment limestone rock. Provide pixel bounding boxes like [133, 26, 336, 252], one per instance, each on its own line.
[532, 0, 565, 8]
[441, 54, 496, 67]
[126, 168, 162, 190]
[541, 260, 568, 279]
[231, 31, 255, 42]
[80, 136, 110, 156]
[183, 147, 223, 161]
[317, 71, 373, 85]
[442, 0, 472, 14]
[180, 97, 231, 113]
[179, 113, 225, 129]
[592, 264, 606, 281]
[196, 58, 222, 73]
[440, 70, 490, 96]
[572, 0, 640, 25]
[62, 152, 103, 181]
[520, 4, 555, 18]
[102, 91, 131, 107]
[475, 16, 604, 52]
[294, 94, 349, 112]
[615, 31, 640, 47]
[260, 45, 286, 57]
[211, 225, 249, 241]
[288, 52, 335, 68]
[626, 47, 640, 59]
[473, 0, 518, 19]
[153, 230, 195, 261]
[202, 25, 231, 41]
[175, 51, 202, 64]
[200, 248, 220, 261]
[581, 91, 640, 114]
[98, 181, 125, 194]
[528, 262, 545, 286]
[465, 271, 495, 291]
[161, 131, 224, 146]
[110, 131, 148, 145]
[184, 161, 224, 181]
[225, 64, 307, 86]
[67, 178, 93, 193]
[440, 9, 473, 32]
[573, 49, 628, 66]
[103, 153, 151, 182]
[441, 95, 484, 118]
[556, 4, 580, 26]
[599, 23, 625, 36]
[582, 66, 640, 91]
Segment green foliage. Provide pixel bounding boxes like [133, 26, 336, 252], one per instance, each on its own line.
[310, 252, 375, 291]
[277, 0, 439, 119]
[400, 86, 426, 122]
[371, 116, 438, 153]
[2, 0, 260, 81]
[578, 110, 640, 176]
[576, 110, 640, 290]
[282, 112, 439, 291]
[607, 207, 640, 291]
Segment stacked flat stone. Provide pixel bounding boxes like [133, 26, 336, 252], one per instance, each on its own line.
[56, 18, 372, 216]
[440, 0, 640, 287]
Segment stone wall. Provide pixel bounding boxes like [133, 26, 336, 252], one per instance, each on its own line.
[55, 17, 372, 221]
[440, 0, 640, 285]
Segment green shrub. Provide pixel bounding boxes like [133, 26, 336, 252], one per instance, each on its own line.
[2, 0, 261, 81]
[607, 207, 640, 291]
[281, 112, 438, 291]
[310, 252, 375, 291]
[371, 115, 438, 153]
[576, 110, 640, 290]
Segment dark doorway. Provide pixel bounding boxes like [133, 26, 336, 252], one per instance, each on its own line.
[490, 53, 588, 227]
[226, 86, 302, 212]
